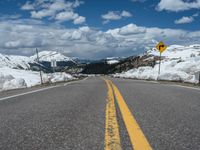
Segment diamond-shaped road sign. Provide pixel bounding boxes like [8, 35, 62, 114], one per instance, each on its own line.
[156, 41, 167, 53]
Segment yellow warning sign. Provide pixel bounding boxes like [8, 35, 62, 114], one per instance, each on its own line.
[156, 41, 167, 53]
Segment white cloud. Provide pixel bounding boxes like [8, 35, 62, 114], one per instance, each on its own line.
[73, 16, 86, 24]
[5, 41, 21, 48]
[157, 0, 200, 12]
[21, 0, 85, 25]
[102, 11, 122, 20]
[119, 24, 146, 35]
[102, 10, 132, 23]
[121, 11, 132, 17]
[0, 14, 21, 20]
[1, 19, 200, 59]
[174, 13, 198, 24]
[55, 11, 78, 21]
[31, 9, 54, 19]
[21, 1, 34, 10]
[175, 16, 194, 24]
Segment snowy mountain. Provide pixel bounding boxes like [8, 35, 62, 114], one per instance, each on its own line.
[0, 53, 34, 70]
[0, 51, 77, 72]
[30, 51, 77, 72]
[114, 44, 200, 83]
[31, 51, 74, 62]
[106, 57, 121, 65]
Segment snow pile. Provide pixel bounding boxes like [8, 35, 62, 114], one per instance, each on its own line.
[43, 72, 74, 83]
[0, 67, 41, 88]
[114, 44, 200, 83]
[31, 51, 74, 62]
[0, 74, 14, 89]
[3, 78, 27, 90]
[0, 67, 74, 91]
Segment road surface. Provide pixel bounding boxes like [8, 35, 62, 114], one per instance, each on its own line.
[0, 77, 200, 150]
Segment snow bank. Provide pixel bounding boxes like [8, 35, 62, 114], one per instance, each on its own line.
[0, 67, 74, 91]
[114, 45, 200, 83]
[3, 78, 27, 90]
[0, 74, 14, 89]
[43, 72, 74, 83]
[0, 67, 41, 88]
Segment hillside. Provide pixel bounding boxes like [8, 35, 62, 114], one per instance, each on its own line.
[114, 44, 200, 83]
[80, 55, 158, 74]
[0, 53, 34, 70]
[0, 51, 76, 91]
[30, 51, 74, 62]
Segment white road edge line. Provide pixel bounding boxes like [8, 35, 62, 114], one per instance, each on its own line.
[131, 79, 159, 84]
[64, 77, 88, 86]
[119, 77, 200, 91]
[169, 84, 200, 91]
[0, 85, 62, 101]
[0, 77, 88, 101]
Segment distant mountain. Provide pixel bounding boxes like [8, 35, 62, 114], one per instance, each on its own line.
[79, 54, 157, 74]
[31, 51, 74, 62]
[0, 51, 77, 73]
[0, 53, 34, 70]
[30, 51, 77, 72]
[72, 58, 95, 64]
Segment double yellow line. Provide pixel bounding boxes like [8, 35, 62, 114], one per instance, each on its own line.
[103, 78, 152, 150]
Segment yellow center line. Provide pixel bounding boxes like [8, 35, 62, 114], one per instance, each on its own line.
[109, 80, 153, 150]
[104, 79, 122, 150]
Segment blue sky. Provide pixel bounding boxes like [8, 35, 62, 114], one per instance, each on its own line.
[0, 0, 200, 59]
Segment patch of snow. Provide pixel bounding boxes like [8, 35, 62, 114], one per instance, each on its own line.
[107, 60, 119, 64]
[3, 78, 27, 90]
[0, 67, 75, 91]
[0, 74, 15, 89]
[44, 72, 74, 83]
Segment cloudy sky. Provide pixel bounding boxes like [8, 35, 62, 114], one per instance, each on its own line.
[0, 0, 200, 59]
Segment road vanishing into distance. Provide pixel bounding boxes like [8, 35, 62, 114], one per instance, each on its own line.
[0, 77, 200, 150]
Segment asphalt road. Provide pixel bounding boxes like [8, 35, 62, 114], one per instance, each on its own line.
[0, 77, 200, 150]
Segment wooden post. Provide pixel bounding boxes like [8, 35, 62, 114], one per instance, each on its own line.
[199, 72, 200, 85]
[36, 48, 43, 85]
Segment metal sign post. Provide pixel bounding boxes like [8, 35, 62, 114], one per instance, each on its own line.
[158, 52, 161, 75]
[156, 41, 167, 75]
[194, 71, 200, 85]
[51, 59, 57, 73]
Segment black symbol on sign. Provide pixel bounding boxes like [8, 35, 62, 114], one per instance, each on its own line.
[159, 45, 165, 50]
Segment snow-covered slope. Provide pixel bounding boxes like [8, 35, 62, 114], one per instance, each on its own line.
[106, 57, 121, 65]
[148, 44, 200, 60]
[114, 44, 200, 83]
[31, 51, 74, 62]
[107, 60, 119, 64]
[0, 53, 33, 69]
[0, 51, 76, 91]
